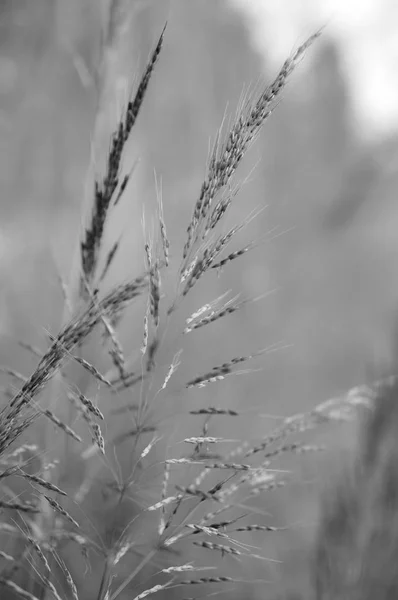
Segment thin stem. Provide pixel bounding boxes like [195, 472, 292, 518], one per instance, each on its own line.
[109, 548, 157, 600]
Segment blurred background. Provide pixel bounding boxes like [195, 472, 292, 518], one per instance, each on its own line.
[1, 0, 398, 598]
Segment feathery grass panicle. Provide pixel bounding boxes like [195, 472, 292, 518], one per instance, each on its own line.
[182, 31, 320, 264]
[0, 273, 147, 464]
[81, 25, 166, 285]
[8, 273, 147, 411]
[0, 26, 334, 600]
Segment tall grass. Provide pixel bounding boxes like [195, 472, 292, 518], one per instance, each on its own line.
[313, 377, 398, 599]
[0, 13, 381, 600]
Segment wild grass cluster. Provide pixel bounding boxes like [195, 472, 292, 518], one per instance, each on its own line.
[0, 17, 389, 600]
[313, 376, 398, 599]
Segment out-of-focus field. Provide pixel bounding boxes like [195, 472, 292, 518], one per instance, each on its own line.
[1, 1, 398, 598]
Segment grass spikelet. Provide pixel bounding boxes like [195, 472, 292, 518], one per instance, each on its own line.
[181, 225, 243, 298]
[183, 437, 237, 445]
[158, 460, 170, 535]
[0, 578, 41, 600]
[178, 576, 234, 586]
[243, 400, 341, 461]
[67, 389, 93, 426]
[70, 355, 113, 387]
[114, 163, 137, 206]
[144, 232, 161, 329]
[202, 188, 238, 239]
[189, 408, 238, 416]
[56, 557, 79, 600]
[99, 239, 121, 283]
[244, 411, 320, 458]
[146, 337, 160, 373]
[263, 442, 325, 460]
[140, 436, 159, 459]
[5, 273, 147, 426]
[175, 485, 221, 503]
[114, 425, 156, 445]
[92, 422, 105, 454]
[83, 277, 127, 380]
[186, 291, 231, 325]
[234, 524, 287, 532]
[0, 27, 327, 600]
[0, 499, 40, 513]
[124, 24, 166, 136]
[133, 581, 172, 600]
[204, 462, 251, 471]
[16, 469, 67, 496]
[161, 564, 216, 574]
[40, 577, 63, 600]
[81, 25, 166, 283]
[40, 408, 82, 443]
[141, 310, 149, 355]
[161, 349, 183, 390]
[44, 495, 79, 528]
[185, 346, 276, 389]
[179, 256, 198, 287]
[182, 31, 319, 262]
[148, 494, 182, 512]
[65, 570, 79, 600]
[25, 533, 51, 572]
[156, 174, 170, 267]
[68, 387, 104, 421]
[113, 541, 133, 566]
[210, 241, 255, 270]
[192, 541, 241, 557]
[186, 524, 231, 541]
[174, 456, 214, 466]
[149, 262, 161, 329]
[184, 292, 243, 333]
[181, 208, 266, 300]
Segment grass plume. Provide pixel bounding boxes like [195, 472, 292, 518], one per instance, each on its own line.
[0, 17, 380, 600]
